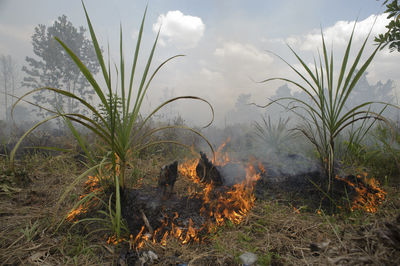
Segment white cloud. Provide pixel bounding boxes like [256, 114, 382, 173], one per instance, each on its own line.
[214, 42, 273, 64]
[272, 14, 400, 103]
[152, 10, 205, 49]
[200, 67, 223, 81]
[285, 14, 389, 52]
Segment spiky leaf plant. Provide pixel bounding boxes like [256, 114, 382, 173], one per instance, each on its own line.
[253, 116, 295, 154]
[11, 1, 214, 240]
[258, 23, 392, 194]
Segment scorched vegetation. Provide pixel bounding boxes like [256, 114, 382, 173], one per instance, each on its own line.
[0, 1, 399, 265]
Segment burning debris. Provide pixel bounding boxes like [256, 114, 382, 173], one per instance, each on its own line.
[121, 160, 261, 249]
[66, 137, 388, 259]
[196, 151, 224, 185]
[158, 161, 178, 199]
[335, 174, 386, 213]
[66, 175, 103, 222]
[119, 140, 262, 249]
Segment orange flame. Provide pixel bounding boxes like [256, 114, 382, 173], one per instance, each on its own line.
[335, 174, 386, 213]
[106, 234, 125, 245]
[213, 137, 232, 166]
[67, 175, 103, 222]
[127, 139, 262, 248]
[82, 138, 264, 249]
[178, 158, 201, 183]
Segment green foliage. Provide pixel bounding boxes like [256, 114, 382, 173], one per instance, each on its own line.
[259, 24, 388, 193]
[338, 109, 383, 165]
[258, 252, 281, 266]
[343, 122, 400, 183]
[92, 93, 123, 128]
[370, 123, 400, 177]
[375, 0, 400, 52]
[58, 233, 99, 264]
[20, 220, 41, 242]
[12, 1, 214, 242]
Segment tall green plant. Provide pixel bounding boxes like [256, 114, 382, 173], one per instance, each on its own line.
[258, 24, 390, 193]
[11, 1, 214, 240]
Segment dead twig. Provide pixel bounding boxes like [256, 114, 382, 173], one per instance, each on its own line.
[140, 209, 154, 235]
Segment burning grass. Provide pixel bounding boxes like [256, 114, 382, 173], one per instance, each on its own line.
[335, 173, 386, 213]
[63, 139, 392, 256]
[117, 154, 262, 250]
[0, 153, 114, 265]
[140, 196, 400, 265]
[123, 140, 263, 249]
[1, 149, 399, 265]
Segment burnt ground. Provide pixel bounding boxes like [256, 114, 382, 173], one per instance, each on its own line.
[0, 153, 399, 265]
[254, 157, 388, 215]
[121, 187, 206, 237]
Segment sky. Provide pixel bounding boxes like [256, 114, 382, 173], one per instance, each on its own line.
[1, 0, 399, 125]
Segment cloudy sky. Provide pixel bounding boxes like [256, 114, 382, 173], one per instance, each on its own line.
[1, 0, 399, 125]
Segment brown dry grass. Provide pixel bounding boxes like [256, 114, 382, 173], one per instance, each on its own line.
[0, 153, 113, 265]
[1, 152, 399, 265]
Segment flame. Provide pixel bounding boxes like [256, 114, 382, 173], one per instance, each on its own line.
[335, 174, 386, 213]
[67, 153, 131, 223]
[178, 158, 201, 183]
[107, 234, 125, 245]
[129, 138, 262, 249]
[68, 153, 126, 223]
[67, 175, 103, 222]
[213, 137, 231, 166]
[72, 139, 263, 248]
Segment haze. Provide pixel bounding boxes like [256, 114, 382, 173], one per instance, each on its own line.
[1, 0, 399, 125]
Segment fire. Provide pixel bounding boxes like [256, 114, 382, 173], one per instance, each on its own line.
[66, 205, 88, 221]
[335, 174, 386, 213]
[130, 138, 262, 249]
[67, 175, 103, 222]
[67, 153, 125, 222]
[107, 234, 125, 245]
[178, 158, 200, 183]
[69, 140, 263, 248]
[213, 137, 231, 166]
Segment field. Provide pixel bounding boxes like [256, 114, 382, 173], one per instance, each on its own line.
[0, 129, 399, 265]
[1, 2, 400, 265]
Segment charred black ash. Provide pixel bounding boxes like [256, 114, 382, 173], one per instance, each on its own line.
[158, 161, 178, 198]
[196, 152, 224, 185]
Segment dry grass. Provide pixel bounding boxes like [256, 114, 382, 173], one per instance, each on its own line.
[0, 153, 113, 265]
[1, 152, 399, 265]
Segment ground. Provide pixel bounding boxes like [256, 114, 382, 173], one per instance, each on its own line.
[1, 153, 399, 265]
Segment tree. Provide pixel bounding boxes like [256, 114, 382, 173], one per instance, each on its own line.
[375, 0, 400, 52]
[22, 15, 99, 117]
[226, 93, 261, 124]
[0, 55, 19, 122]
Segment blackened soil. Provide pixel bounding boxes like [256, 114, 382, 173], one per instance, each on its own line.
[254, 162, 382, 213]
[121, 186, 205, 238]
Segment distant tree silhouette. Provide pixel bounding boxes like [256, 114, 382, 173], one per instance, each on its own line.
[22, 15, 100, 118]
[227, 93, 261, 124]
